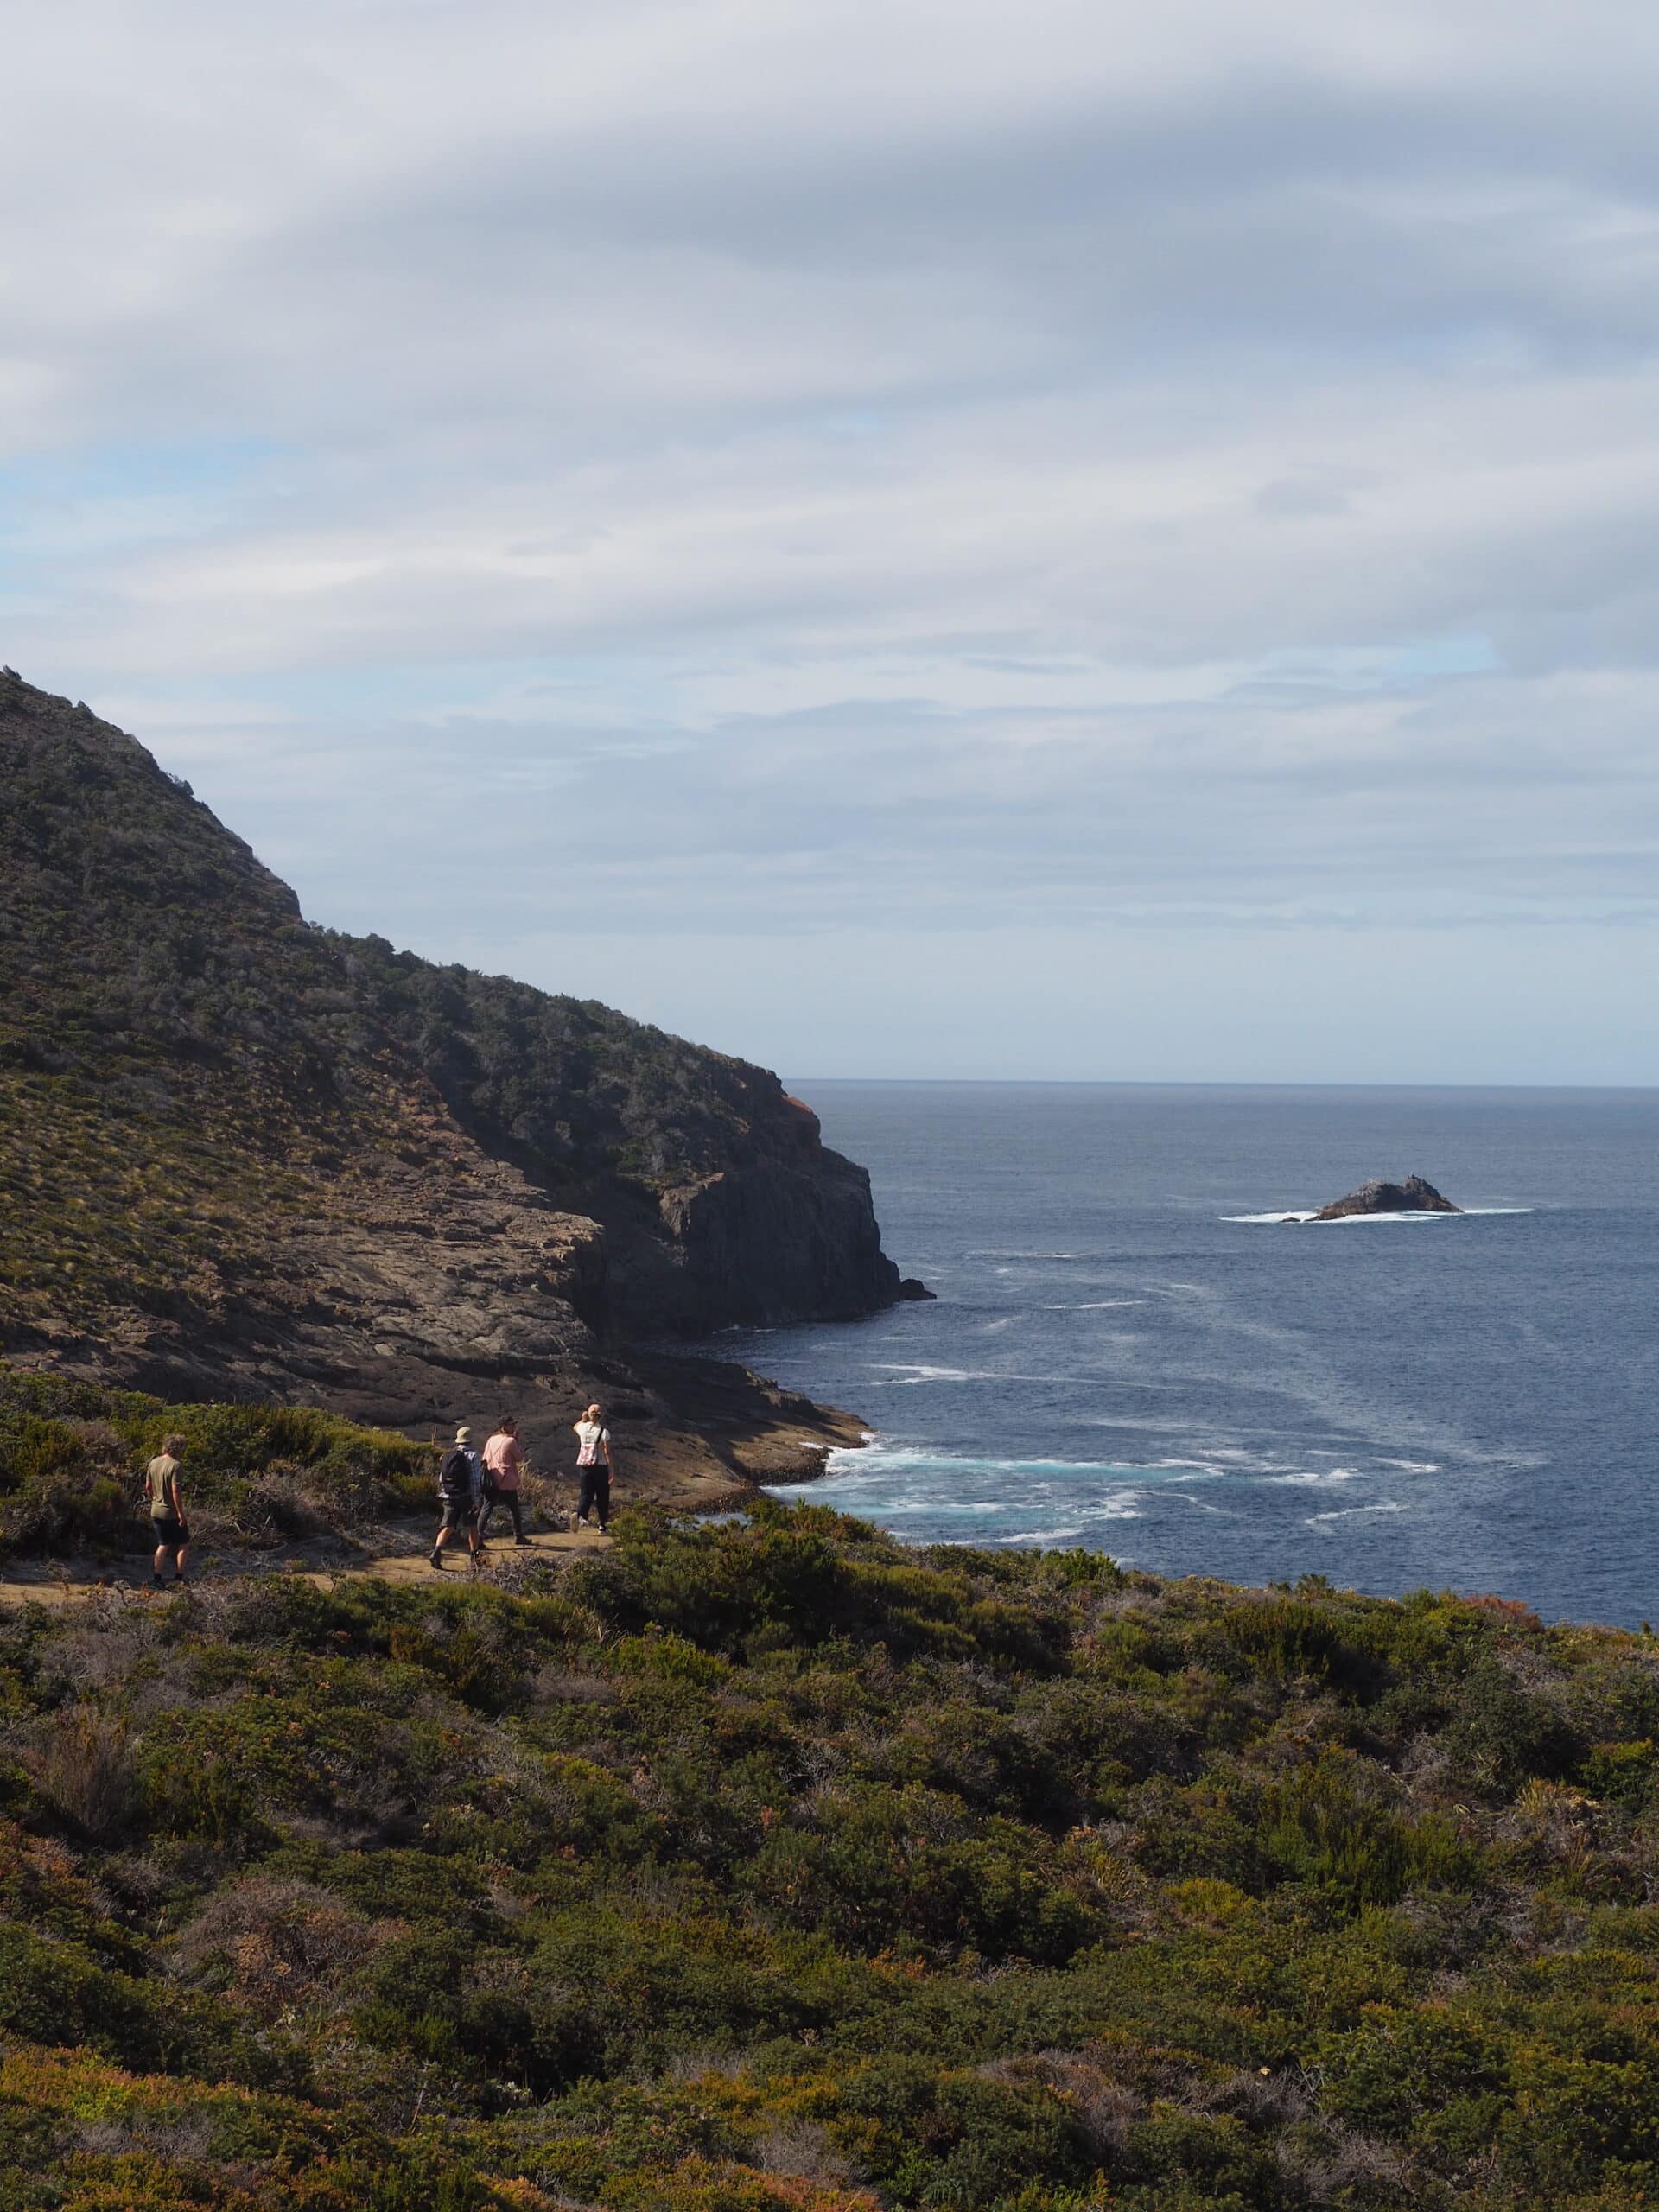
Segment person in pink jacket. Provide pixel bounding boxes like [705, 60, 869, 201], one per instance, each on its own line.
[480, 1415, 531, 1546]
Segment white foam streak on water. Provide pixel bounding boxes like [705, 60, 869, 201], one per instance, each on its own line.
[970, 1250, 1088, 1260]
[868, 1363, 1001, 1384]
[763, 1438, 1460, 1554]
[1224, 1207, 1535, 1224]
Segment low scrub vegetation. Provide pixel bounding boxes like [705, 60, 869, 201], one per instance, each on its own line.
[4, 1502, 1659, 2207]
[0, 1364, 430, 1558]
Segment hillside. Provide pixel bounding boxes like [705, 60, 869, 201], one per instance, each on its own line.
[0, 670, 898, 1479]
[4, 1506, 1659, 2209]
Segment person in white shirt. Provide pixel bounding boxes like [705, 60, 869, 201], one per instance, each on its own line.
[572, 1402, 613, 1531]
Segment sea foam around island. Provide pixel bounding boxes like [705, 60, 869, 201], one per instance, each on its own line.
[1222, 1206, 1535, 1224]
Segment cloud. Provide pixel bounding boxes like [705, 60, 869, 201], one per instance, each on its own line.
[3, 0, 1657, 1075]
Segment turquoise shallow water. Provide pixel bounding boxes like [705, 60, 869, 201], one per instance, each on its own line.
[718, 1083, 1659, 1627]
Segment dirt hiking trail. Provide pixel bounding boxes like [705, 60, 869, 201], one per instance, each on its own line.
[0, 1521, 613, 1609]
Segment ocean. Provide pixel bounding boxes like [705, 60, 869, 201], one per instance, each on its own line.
[722, 1083, 1659, 1628]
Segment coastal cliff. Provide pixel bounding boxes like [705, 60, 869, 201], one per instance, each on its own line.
[0, 670, 897, 1474]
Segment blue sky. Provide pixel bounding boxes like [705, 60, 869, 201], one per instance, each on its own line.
[3, 0, 1657, 1082]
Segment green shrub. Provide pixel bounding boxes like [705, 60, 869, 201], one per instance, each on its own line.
[6, 1498, 1659, 2207]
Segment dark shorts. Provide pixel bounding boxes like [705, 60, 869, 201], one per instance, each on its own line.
[439, 1494, 476, 1533]
[151, 1514, 190, 1549]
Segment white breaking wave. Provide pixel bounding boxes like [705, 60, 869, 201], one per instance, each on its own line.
[1223, 1209, 1320, 1224]
[971, 1249, 1089, 1261]
[1224, 1206, 1533, 1224]
[1307, 1501, 1408, 1523]
[868, 1363, 1000, 1384]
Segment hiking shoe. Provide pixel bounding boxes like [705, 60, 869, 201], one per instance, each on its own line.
[149, 1575, 166, 1592]
[429, 1548, 444, 1571]
[514, 1536, 532, 1548]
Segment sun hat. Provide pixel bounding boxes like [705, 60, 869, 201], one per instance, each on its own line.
[454, 1426, 473, 1444]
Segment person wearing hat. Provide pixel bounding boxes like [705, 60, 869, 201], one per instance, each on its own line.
[430, 1425, 486, 1569]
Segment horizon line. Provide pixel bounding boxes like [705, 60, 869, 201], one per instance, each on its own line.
[784, 1076, 1659, 1092]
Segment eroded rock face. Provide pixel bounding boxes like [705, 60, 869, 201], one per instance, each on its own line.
[0, 671, 903, 1440]
[1312, 1175, 1462, 1220]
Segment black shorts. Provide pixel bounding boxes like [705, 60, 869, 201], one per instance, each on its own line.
[151, 1514, 190, 1548]
[439, 1494, 476, 1533]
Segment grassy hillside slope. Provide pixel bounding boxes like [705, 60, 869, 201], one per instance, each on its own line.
[5, 1505, 1659, 2209]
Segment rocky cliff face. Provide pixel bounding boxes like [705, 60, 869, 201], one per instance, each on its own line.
[332, 932, 899, 1332]
[0, 671, 899, 1457]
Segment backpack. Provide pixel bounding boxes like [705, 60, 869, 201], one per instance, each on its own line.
[437, 1447, 472, 1502]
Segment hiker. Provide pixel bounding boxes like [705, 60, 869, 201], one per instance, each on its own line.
[480, 1415, 531, 1546]
[430, 1425, 485, 1569]
[145, 1434, 191, 1589]
[572, 1402, 613, 1532]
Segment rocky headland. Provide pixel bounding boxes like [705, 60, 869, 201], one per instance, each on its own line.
[0, 670, 907, 1514]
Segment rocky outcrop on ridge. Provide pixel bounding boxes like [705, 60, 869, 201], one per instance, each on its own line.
[1312, 1175, 1462, 1220]
[0, 670, 899, 1478]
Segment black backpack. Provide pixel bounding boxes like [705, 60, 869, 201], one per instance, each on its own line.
[437, 1446, 473, 1502]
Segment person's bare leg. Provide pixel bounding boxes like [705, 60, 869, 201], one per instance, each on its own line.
[175, 1543, 190, 1581]
[153, 1541, 168, 1581]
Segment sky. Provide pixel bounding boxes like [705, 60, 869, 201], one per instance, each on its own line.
[3, 0, 1657, 1084]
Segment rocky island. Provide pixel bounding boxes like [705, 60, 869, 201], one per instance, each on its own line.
[1312, 1174, 1462, 1220]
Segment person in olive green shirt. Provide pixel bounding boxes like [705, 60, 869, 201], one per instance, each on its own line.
[145, 1434, 191, 1588]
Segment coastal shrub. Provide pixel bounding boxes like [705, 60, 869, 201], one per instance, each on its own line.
[1317, 2002, 1507, 2139]
[9, 1503, 1659, 2205]
[824, 2055, 1096, 2205]
[22, 1705, 140, 1840]
[1253, 1753, 1478, 1910]
[1441, 1650, 1585, 1794]
[578, 1503, 1068, 1671]
[739, 1783, 1092, 1962]
[1218, 1596, 1385, 1697]
[0, 1359, 430, 1556]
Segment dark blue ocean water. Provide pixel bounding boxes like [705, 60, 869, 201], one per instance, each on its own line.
[725, 1084, 1659, 1627]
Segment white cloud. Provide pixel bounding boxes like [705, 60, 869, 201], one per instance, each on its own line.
[3, 0, 1658, 1075]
